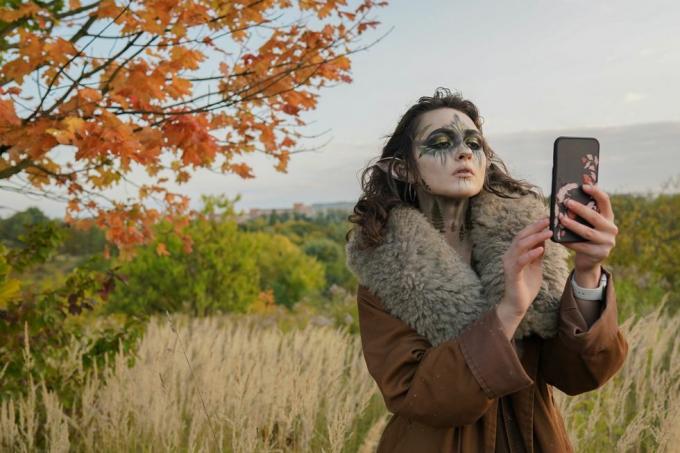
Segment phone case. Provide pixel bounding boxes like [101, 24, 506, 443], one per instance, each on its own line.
[550, 136, 600, 243]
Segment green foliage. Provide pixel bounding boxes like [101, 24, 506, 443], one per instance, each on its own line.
[608, 189, 680, 316]
[58, 222, 106, 256]
[4, 219, 65, 272]
[239, 210, 357, 295]
[104, 194, 326, 315]
[249, 231, 326, 309]
[312, 209, 354, 243]
[302, 237, 355, 290]
[0, 206, 51, 248]
[263, 219, 324, 245]
[0, 207, 107, 257]
[0, 229, 145, 413]
[105, 195, 262, 317]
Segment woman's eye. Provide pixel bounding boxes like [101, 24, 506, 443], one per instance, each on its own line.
[466, 140, 481, 150]
[430, 140, 451, 150]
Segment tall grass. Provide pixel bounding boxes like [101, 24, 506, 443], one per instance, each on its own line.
[554, 295, 680, 452]
[1, 298, 678, 452]
[0, 314, 382, 452]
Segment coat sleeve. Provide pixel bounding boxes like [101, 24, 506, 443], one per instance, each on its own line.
[357, 284, 534, 428]
[540, 265, 629, 395]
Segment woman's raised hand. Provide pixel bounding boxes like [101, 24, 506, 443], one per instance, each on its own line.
[496, 217, 553, 339]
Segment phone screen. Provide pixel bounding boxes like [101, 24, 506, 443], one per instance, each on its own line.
[550, 136, 600, 243]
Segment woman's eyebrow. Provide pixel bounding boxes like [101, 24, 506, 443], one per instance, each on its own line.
[424, 127, 482, 139]
[415, 120, 482, 144]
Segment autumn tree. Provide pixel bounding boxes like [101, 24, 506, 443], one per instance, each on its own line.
[0, 0, 389, 260]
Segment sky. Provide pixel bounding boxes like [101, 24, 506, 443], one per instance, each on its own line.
[2, 0, 679, 218]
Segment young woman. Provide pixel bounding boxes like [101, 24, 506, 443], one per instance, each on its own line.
[345, 87, 628, 452]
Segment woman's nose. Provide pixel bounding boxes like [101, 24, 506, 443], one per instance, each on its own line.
[456, 146, 473, 159]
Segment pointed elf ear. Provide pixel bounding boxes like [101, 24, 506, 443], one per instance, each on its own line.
[376, 156, 415, 183]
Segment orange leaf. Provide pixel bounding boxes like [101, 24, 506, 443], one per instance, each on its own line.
[156, 242, 170, 256]
[0, 3, 39, 22]
[45, 38, 76, 66]
[169, 46, 205, 71]
[333, 54, 351, 70]
[339, 10, 356, 20]
[254, 123, 277, 151]
[0, 99, 21, 127]
[280, 136, 295, 148]
[67, 198, 81, 213]
[229, 162, 255, 179]
[166, 75, 192, 99]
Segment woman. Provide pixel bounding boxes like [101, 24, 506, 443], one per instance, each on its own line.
[344, 87, 628, 452]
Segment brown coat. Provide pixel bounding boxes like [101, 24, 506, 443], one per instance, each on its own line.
[357, 265, 628, 452]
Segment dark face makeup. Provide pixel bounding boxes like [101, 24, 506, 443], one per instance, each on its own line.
[414, 113, 485, 168]
[410, 108, 487, 201]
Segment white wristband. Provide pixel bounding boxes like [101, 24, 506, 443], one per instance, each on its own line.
[571, 271, 607, 301]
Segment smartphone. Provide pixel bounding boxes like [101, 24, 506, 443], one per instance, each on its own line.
[549, 136, 600, 243]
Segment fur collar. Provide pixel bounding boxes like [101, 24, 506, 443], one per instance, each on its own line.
[345, 188, 571, 346]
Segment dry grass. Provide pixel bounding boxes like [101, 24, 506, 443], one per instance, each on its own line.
[1, 299, 678, 452]
[554, 294, 680, 452]
[0, 313, 380, 452]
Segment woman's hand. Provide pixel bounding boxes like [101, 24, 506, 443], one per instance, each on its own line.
[499, 216, 553, 319]
[558, 183, 618, 278]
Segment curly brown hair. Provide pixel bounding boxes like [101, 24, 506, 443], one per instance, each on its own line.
[346, 87, 544, 249]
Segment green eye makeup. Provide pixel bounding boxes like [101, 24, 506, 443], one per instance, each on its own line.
[415, 114, 485, 165]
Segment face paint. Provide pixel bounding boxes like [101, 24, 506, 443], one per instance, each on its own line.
[419, 174, 433, 192]
[410, 108, 487, 209]
[430, 198, 445, 233]
[415, 113, 485, 169]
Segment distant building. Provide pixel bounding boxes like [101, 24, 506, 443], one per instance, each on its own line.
[292, 202, 314, 216]
[236, 201, 353, 223]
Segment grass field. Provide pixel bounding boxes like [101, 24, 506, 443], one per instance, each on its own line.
[1, 293, 678, 452]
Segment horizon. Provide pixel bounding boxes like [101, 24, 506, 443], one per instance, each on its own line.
[4, 118, 679, 220]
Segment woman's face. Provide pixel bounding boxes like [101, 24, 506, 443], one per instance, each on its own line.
[411, 108, 487, 199]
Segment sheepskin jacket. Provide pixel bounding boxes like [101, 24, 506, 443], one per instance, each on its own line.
[345, 189, 629, 452]
[345, 188, 572, 345]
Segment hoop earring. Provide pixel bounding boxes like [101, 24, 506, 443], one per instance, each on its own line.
[407, 182, 417, 202]
[401, 181, 414, 202]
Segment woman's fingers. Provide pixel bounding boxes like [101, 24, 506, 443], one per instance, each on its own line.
[563, 198, 616, 234]
[516, 217, 550, 242]
[506, 231, 548, 273]
[558, 212, 608, 243]
[518, 245, 544, 267]
[583, 183, 615, 221]
[504, 217, 549, 274]
[515, 227, 551, 257]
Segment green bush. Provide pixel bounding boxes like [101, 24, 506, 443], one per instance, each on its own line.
[608, 188, 680, 316]
[0, 225, 145, 412]
[105, 196, 262, 317]
[302, 237, 355, 291]
[105, 194, 327, 315]
[249, 231, 326, 308]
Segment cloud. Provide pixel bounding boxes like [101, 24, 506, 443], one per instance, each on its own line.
[623, 92, 647, 103]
